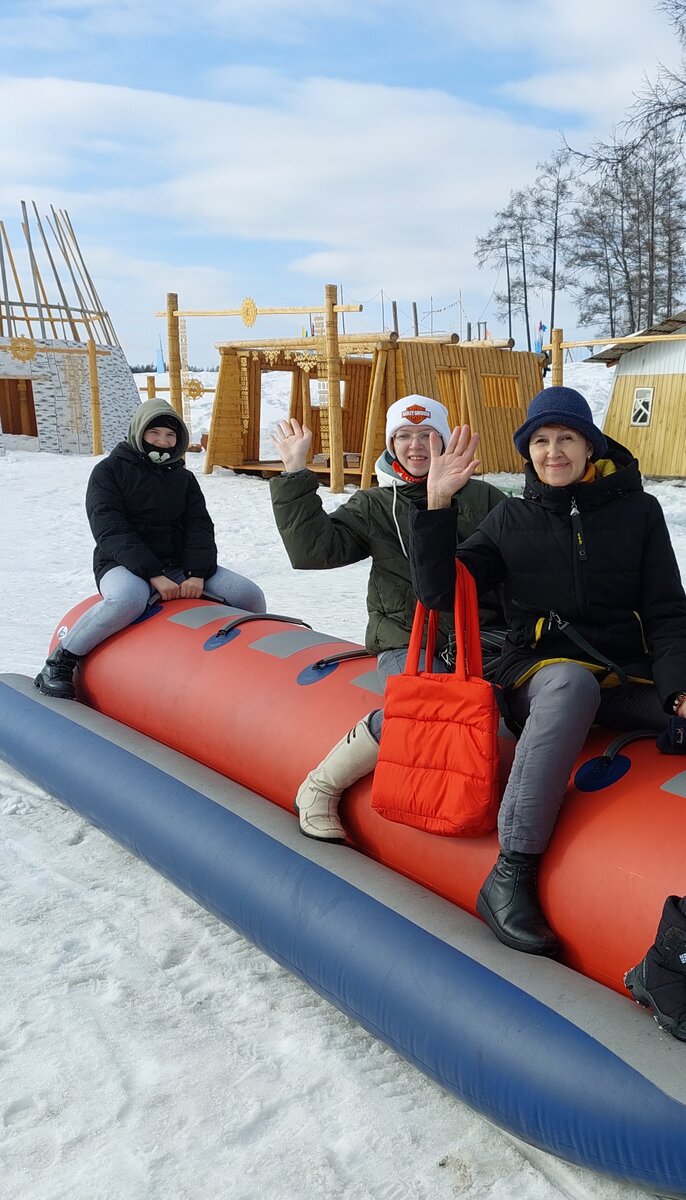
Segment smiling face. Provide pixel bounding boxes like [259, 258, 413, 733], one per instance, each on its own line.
[143, 424, 177, 451]
[391, 425, 438, 477]
[528, 424, 593, 487]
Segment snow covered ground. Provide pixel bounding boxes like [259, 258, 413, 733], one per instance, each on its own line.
[0, 362, 682, 1200]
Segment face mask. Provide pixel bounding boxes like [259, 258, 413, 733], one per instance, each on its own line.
[146, 448, 171, 463]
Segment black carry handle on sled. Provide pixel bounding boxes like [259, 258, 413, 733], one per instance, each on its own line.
[146, 591, 313, 636]
[310, 648, 376, 671]
[215, 612, 313, 636]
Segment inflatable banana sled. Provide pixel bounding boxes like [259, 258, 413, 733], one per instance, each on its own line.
[1, 595, 685, 1197]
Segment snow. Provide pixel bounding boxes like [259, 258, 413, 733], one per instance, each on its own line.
[0, 362, 679, 1200]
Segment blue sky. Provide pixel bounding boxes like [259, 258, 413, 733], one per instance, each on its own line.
[0, 0, 680, 365]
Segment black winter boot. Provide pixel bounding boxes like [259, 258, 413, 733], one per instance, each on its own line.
[624, 896, 686, 1041]
[476, 851, 560, 957]
[34, 645, 80, 700]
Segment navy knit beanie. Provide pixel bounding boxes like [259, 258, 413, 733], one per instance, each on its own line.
[513, 387, 607, 461]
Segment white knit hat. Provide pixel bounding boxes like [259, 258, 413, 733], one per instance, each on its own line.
[385, 395, 452, 454]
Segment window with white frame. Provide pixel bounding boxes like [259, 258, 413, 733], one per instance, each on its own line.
[631, 387, 654, 426]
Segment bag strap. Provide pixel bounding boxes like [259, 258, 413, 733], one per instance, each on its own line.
[547, 610, 628, 687]
[405, 561, 483, 681]
[456, 563, 483, 680]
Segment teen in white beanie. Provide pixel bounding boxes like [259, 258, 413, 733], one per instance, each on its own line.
[385, 395, 452, 454]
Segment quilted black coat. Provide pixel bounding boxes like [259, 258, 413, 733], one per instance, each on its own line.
[86, 441, 217, 587]
[409, 438, 686, 706]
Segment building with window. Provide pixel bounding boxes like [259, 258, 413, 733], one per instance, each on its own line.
[588, 311, 686, 478]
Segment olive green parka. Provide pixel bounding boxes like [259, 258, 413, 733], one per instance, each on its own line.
[269, 454, 505, 655]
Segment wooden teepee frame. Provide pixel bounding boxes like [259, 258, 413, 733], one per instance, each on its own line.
[0, 203, 121, 452]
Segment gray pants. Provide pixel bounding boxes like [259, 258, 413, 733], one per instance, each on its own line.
[500, 662, 670, 855]
[367, 647, 449, 741]
[61, 564, 266, 656]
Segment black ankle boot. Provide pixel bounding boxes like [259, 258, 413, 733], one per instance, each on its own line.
[624, 896, 686, 1041]
[34, 645, 80, 700]
[476, 852, 560, 957]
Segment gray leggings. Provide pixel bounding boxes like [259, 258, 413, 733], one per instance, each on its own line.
[500, 661, 670, 856]
[62, 564, 266, 656]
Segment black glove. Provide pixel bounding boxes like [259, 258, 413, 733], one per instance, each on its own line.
[657, 717, 686, 754]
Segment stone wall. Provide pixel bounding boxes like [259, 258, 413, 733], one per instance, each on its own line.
[0, 338, 140, 456]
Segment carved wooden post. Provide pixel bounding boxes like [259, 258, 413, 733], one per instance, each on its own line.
[146, 374, 156, 399]
[88, 338, 103, 455]
[551, 328, 563, 387]
[324, 283, 344, 493]
[360, 350, 388, 490]
[166, 292, 183, 417]
[300, 370, 314, 462]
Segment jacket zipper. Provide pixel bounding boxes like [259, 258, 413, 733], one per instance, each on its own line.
[568, 494, 586, 610]
[569, 497, 587, 560]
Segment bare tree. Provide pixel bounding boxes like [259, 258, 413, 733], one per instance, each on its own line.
[564, 121, 686, 333]
[475, 189, 535, 349]
[528, 148, 575, 333]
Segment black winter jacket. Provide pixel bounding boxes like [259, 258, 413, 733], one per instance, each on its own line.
[408, 438, 686, 707]
[86, 441, 218, 587]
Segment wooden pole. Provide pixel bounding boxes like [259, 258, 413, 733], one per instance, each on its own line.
[35, 272, 60, 339]
[32, 202, 81, 341]
[300, 371, 313, 461]
[1, 222, 34, 335]
[88, 338, 103, 455]
[47, 210, 90, 341]
[461, 338, 514, 349]
[155, 304, 362, 318]
[167, 292, 183, 417]
[324, 283, 344, 493]
[21, 201, 47, 339]
[0, 237, 9, 336]
[61, 209, 119, 346]
[146, 375, 156, 399]
[551, 328, 563, 386]
[217, 332, 395, 351]
[359, 349, 388, 490]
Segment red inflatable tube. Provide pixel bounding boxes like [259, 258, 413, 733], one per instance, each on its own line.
[52, 597, 686, 995]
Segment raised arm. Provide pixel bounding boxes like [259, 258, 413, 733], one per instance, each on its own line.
[269, 418, 372, 570]
[408, 426, 506, 611]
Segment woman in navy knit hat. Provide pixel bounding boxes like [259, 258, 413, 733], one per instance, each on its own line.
[408, 386, 686, 1041]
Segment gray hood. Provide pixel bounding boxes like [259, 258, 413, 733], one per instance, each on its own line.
[127, 398, 189, 463]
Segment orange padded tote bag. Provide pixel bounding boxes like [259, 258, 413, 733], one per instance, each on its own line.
[371, 562, 500, 836]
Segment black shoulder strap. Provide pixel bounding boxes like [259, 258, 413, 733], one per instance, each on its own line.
[548, 611, 628, 687]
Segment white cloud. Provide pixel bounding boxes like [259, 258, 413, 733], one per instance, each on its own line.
[0, 13, 677, 362]
[0, 72, 572, 356]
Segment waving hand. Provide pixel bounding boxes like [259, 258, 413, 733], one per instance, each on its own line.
[427, 426, 481, 509]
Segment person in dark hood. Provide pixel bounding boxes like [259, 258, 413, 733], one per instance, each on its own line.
[408, 387, 686, 987]
[269, 395, 506, 842]
[35, 399, 266, 700]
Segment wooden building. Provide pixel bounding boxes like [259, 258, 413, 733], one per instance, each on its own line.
[0, 203, 138, 456]
[588, 311, 686, 477]
[204, 332, 546, 485]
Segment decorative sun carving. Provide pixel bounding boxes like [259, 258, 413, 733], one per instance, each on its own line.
[241, 297, 258, 327]
[10, 336, 37, 362]
[184, 377, 204, 400]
